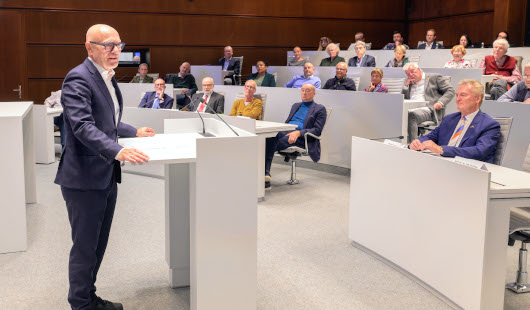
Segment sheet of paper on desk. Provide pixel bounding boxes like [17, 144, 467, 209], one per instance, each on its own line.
[119, 133, 201, 161]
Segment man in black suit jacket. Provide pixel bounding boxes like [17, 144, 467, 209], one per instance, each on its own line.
[347, 41, 376, 67]
[218, 46, 241, 85]
[188, 77, 225, 114]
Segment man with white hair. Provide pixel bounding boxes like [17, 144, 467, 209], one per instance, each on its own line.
[402, 62, 455, 143]
[479, 38, 522, 99]
[264, 84, 327, 189]
[319, 43, 345, 66]
[410, 79, 500, 163]
[498, 62, 530, 103]
[188, 76, 225, 114]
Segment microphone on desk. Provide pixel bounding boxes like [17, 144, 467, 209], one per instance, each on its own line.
[116, 74, 129, 82]
[195, 98, 215, 137]
[179, 94, 202, 111]
[369, 135, 404, 141]
[204, 103, 240, 137]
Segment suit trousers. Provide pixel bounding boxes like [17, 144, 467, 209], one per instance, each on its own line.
[408, 107, 433, 143]
[61, 180, 118, 310]
[265, 130, 305, 176]
[490, 79, 509, 100]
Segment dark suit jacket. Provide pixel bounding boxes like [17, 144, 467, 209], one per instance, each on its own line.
[286, 101, 327, 162]
[138, 91, 174, 109]
[129, 75, 154, 83]
[248, 72, 276, 87]
[218, 57, 241, 84]
[402, 74, 455, 121]
[55, 58, 137, 190]
[347, 55, 376, 67]
[189, 91, 225, 114]
[417, 42, 444, 49]
[419, 111, 500, 163]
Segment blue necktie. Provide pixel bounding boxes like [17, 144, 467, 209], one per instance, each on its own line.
[152, 97, 160, 109]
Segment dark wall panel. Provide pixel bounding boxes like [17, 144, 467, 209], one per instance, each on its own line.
[408, 0, 494, 20]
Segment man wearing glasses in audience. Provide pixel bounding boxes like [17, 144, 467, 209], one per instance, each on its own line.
[55, 24, 155, 310]
[322, 62, 356, 91]
[138, 78, 174, 109]
[188, 77, 225, 114]
[129, 63, 153, 83]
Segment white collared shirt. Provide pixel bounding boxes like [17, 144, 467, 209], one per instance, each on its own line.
[410, 72, 426, 101]
[88, 57, 120, 126]
[425, 42, 433, 50]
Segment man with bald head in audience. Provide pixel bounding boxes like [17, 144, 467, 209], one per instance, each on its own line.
[284, 62, 322, 89]
[167, 62, 198, 109]
[410, 79, 500, 163]
[129, 63, 153, 83]
[264, 84, 327, 189]
[55, 24, 155, 310]
[218, 46, 241, 85]
[323, 62, 356, 91]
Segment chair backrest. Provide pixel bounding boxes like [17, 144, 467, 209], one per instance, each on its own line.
[173, 88, 187, 99]
[272, 72, 278, 83]
[234, 93, 267, 119]
[381, 78, 405, 94]
[408, 55, 421, 63]
[523, 144, 530, 172]
[512, 56, 523, 73]
[233, 56, 244, 85]
[492, 117, 513, 165]
[365, 43, 372, 50]
[417, 41, 425, 48]
[140, 92, 146, 100]
[322, 109, 332, 135]
[437, 41, 443, 47]
[350, 76, 360, 90]
[468, 58, 480, 68]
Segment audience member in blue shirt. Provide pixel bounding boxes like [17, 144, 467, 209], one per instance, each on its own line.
[284, 62, 322, 89]
[498, 64, 530, 103]
[265, 84, 327, 189]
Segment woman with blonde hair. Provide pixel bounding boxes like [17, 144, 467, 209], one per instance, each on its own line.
[385, 45, 409, 67]
[444, 45, 472, 68]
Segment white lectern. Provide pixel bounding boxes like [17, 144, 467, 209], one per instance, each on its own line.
[119, 118, 258, 310]
[348, 137, 530, 310]
[0, 102, 36, 253]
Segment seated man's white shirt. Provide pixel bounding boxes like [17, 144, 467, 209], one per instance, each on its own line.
[410, 72, 426, 101]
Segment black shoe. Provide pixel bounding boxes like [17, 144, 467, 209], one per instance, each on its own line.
[265, 181, 271, 191]
[91, 297, 123, 310]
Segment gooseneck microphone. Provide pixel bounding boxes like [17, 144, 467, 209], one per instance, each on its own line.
[204, 103, 240, 137]
[369, 135, 405, 141]
[116, 74, 129, 82]
[195, 98, 215, 137]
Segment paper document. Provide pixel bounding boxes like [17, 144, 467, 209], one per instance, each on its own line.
[119, 133, 202, 162]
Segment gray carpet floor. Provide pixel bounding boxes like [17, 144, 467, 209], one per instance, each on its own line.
[0, 162, 529, 310]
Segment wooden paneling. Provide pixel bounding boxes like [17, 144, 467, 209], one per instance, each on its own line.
[2, 0, 407, 20]
[27, 79, 63, 105]
[23, 10, 404, 48]
[408, 0, 494, 20]
[408, 13, 494, 49]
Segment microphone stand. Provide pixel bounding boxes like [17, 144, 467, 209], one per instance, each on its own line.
[196, 98, 214, 137]
[204, 103, 239, 137]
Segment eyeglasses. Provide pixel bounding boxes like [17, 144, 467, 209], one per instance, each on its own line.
[155, 83, 166, 87]
[336, 68, 347, 71]
[90, 41, 126, 52]
[244, 85, 256, 90]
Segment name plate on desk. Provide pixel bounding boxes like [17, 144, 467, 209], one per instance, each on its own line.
[384, 139, 408, 148]
[454, 156, 488, 171]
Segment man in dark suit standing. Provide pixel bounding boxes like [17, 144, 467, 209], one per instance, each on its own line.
[218, 46, 241, 85]
[55, 24, 155, 310]
[138, 78, 174, 109]
[410, 79, 500, 163]
[188, 77, 225, 114]
[264, 84, 327, 189]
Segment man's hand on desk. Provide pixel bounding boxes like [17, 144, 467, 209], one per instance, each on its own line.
[433, 102, 443, 110]
[287, 130, 301, 144]
[409, 139, 422, 151]
[137, 127, 156, 137]
[117, 148, 149, 163]
[419, 140, 443, 154]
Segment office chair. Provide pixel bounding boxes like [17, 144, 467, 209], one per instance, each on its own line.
[233, 56, 244, 85]
[278, 109, 332, 185]
[506, 145, 530, 293]
[492, 117, 513, 166]
[381, 78, 405, 94]
[418, 76, 451, 136]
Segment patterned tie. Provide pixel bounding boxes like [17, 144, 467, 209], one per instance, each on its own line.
[450, 116, 466, 141]
[198, 94, 208, 112]
[152, 97, 160, 109]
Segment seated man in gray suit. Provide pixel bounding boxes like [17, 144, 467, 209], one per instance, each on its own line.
[403, 62, 455, 143]
[129, 63, 154, 83]
[188, 77, 225, 114]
